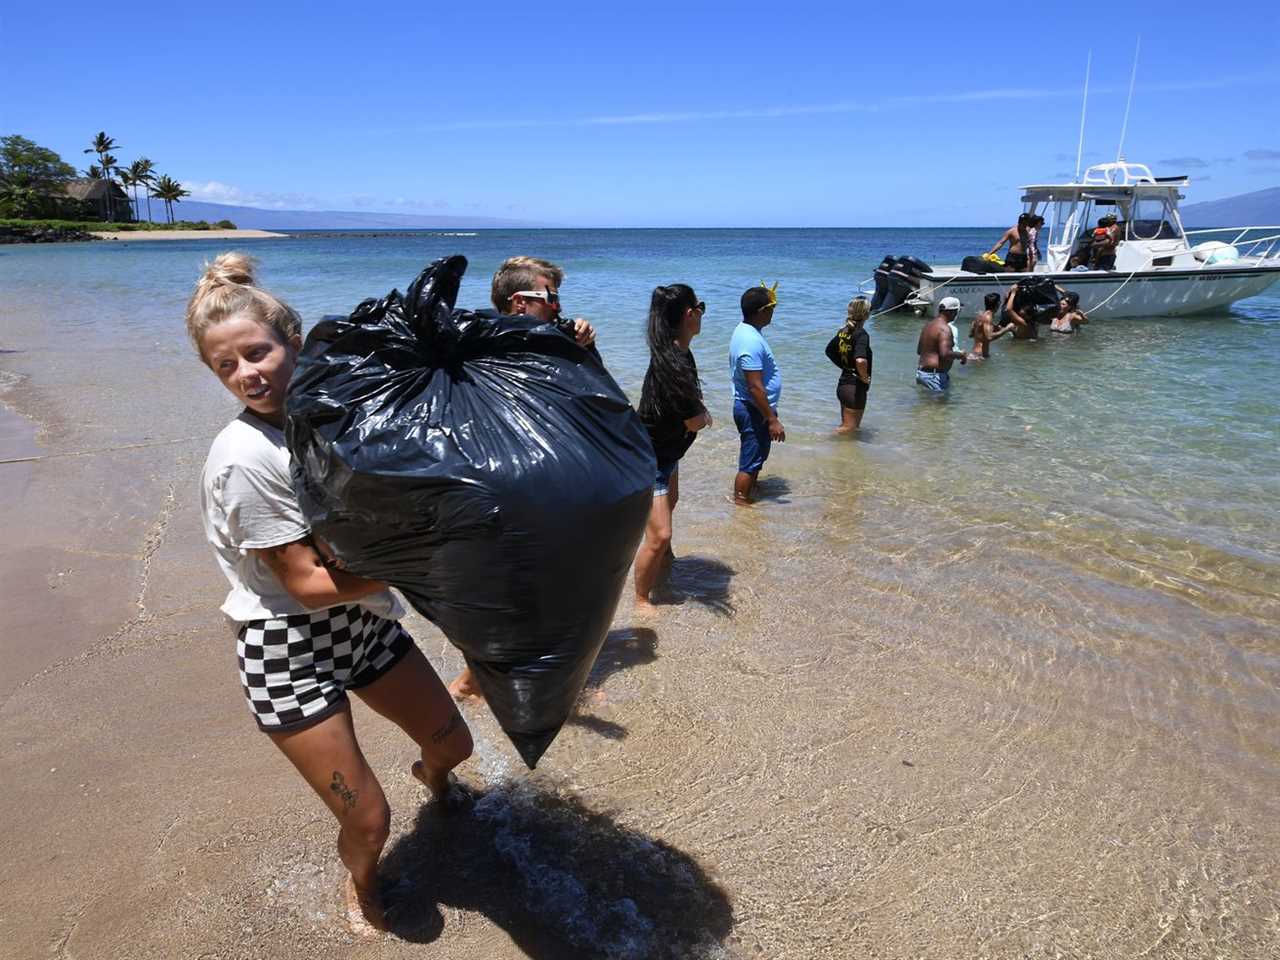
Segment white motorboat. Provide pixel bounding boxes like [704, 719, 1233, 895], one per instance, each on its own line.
[870, 161, 1280, 320]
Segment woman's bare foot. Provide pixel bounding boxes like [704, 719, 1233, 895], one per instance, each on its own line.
[411, 760, 470, 810]
[344, 874, 388, 936]
[834, 425, 855, 435]
[447, 668, 484, 703]
[633, 597, 659, 618]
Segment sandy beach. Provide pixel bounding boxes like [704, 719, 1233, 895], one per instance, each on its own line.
[2, 234, 1278, 960]
[89, 228, 288, 242]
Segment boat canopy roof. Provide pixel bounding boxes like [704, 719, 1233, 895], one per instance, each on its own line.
[1019, 161, 1188, 203]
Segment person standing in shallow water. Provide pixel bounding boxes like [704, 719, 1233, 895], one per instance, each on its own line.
[729, 283, 785, 505]
[916, 296, 967, 392]
[825, 296, 873, 433]
[188, 253, 473, 936]
[633, 284, 712, 614]
[968, 292, 1014, 360]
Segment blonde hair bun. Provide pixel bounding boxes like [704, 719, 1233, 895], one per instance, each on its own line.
[202, 251, 258, 289]
[186, 251, 301, 360]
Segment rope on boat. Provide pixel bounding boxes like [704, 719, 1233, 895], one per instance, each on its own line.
[1084, 253, 1156, 315]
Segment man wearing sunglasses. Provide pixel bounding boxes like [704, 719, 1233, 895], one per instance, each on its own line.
[446, 256, 598, 703]
[489, 255, 597, 347]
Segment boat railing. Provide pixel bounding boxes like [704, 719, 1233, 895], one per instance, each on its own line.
[1183, 226, 1280, 260]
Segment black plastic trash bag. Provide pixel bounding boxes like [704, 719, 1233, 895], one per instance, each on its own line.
[285, 255, 654, 767]
[1014, 276, 1062, 324]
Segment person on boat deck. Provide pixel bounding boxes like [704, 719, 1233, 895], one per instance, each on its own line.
[968, 292, 1014, 359]
[985, 213, 1033, 273]
[915, 296, 967, 392]
[1002, 284, 1043, 341]
[1026, 215, 1045, 271]
[1050, 291, 1089, 333]
[1090, 214, 1120, 270]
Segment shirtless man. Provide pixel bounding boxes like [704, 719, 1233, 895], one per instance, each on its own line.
[916, 297, 967, 392]
[1049, 291, 1089, 333]
[968, 292, 1014, 359]
[985, 213, 1032, 272]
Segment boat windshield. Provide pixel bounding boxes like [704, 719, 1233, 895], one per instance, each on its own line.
[1128, 195, 1182, 241]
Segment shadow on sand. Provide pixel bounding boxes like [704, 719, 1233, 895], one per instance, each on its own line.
[654, 555, 736, 616]
[752, 474, 791, 503]
[381, 782, 734, 959]
[563, 627, 660, 742]
[585, 627, 659, 689]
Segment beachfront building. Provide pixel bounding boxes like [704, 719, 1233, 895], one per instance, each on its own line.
[63, 178, 132, 222]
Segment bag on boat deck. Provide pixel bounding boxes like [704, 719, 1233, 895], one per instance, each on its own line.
[285, 255, 654, 768]
[962, 255, 1003, 274]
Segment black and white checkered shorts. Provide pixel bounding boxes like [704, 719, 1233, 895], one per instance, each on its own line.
[237, 604, 413, 732]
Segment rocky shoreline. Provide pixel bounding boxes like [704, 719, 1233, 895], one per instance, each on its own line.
[0, 223, 99, 244]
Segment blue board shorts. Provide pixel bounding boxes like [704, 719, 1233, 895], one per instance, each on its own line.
[654, 460, 679, 497]
[915, 368, 950, 392]
[733, 399, 772, 473]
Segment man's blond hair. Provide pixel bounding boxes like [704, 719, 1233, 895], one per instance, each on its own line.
[490, 256, 565, 312]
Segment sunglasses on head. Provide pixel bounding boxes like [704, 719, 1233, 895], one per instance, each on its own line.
[514, 289, 560, 306]
[693, 301, 706, 313]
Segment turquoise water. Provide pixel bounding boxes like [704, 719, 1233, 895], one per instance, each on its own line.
[2, 228, 1279, 776]
[5, 228, 1280, 957]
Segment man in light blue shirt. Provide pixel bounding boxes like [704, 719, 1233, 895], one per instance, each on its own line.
[729, 283, 786, 505]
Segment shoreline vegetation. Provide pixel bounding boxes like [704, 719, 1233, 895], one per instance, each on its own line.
[1, 217, 286, 244]
[1, 130, 240, 243]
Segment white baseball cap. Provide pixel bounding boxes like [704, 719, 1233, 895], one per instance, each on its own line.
[939, 296, 963, 312]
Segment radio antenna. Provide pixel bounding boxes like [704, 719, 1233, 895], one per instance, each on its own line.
[1074, 49, 1092, 181]
[1116, 36, 1141, 163]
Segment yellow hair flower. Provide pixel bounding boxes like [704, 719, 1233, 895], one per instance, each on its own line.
[758, 280, 779, 308]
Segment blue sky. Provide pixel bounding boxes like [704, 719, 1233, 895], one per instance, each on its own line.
[3, 1, 1278, 226]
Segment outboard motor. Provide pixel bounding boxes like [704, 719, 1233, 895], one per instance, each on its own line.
[870, 255, 897, 312]
[870, 254, 932, 314]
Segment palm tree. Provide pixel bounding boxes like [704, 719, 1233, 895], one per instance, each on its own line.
[152, 174, 190, 224]
[101, 153, 123, 221]
[117, 168, 138, 221]
[84, 132, 118, 220]
[131, 158, 156, 223]
[84, 163, 103, 179]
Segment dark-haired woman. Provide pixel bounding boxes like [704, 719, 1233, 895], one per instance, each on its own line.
[825, 297, 872, 433]
[634, 284, 711, 614]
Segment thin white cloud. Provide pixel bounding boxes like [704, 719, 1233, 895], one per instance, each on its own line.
[183, 180, 322, 210]
[410, 73, 1275, 133]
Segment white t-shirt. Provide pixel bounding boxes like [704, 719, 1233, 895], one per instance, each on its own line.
[201, 411, 403, 625]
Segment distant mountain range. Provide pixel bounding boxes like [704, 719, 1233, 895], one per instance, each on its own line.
[165, 188, 1279, 231]
[170, 199, 543, 230]
[1179, 187, 1280, 228]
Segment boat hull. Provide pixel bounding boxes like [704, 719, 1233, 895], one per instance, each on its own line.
[913, 262, 1280, 320]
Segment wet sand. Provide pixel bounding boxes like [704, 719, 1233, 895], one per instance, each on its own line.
[2, 304, 1279, 958]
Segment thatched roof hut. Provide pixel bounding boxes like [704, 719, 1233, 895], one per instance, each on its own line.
[64, 178, 131, 221]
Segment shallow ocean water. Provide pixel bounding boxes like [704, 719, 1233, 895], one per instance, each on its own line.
[2, 229, 1278, 956]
